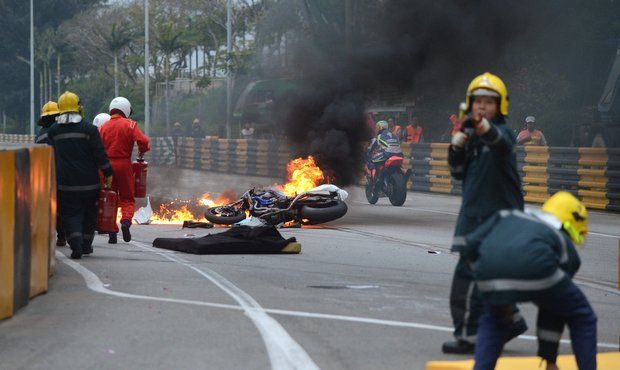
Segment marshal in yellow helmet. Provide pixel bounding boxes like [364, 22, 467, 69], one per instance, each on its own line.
[40, 101, 60, 117]
[542, 191, 588, 245]
[465, 72, 509, 116]
[58, 91, 82, 114]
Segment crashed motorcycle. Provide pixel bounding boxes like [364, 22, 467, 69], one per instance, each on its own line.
[365, 155, 411, 206]
[204, 185, 348, 226]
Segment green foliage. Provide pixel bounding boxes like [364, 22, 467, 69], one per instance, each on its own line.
[196, 76, 212, 89]
[0, 0, 103, 120]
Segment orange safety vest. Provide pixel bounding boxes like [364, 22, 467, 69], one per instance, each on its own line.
[406, 125, 423, 143]
[392, 125, 402, 138]
[518, 129, 544, 145]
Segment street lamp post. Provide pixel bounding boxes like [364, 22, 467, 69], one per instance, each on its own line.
[226, 0, 232, 139]
[30, 0, 35, 136]
[144, 0, 150, 136]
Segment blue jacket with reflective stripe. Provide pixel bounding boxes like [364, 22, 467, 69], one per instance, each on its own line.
[461, 209, 580, 305]
[448, 117, 523, 240]
[48, 120, 112, 191]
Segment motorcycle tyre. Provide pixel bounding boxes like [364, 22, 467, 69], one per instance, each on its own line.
[301, 200, 348, 225]
[365, 182, 378, 204]
[387, 172, 407, 206]
[204, 207, 247, 225]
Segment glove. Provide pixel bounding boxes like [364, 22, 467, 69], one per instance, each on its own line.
[475, 117, 491, 135]
[451, 131, 468, 150]
[105, 176, 113, 189]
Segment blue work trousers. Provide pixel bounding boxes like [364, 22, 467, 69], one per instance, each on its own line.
[474, 281, 597, 370]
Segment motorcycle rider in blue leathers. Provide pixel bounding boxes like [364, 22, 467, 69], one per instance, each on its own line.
[367, 120, 403, 190]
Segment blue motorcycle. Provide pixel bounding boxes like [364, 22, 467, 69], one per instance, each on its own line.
[204, 185, 348, 226]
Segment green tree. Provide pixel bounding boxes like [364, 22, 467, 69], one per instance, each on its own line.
[103, 22, 134, 96]
[155, 20, 184, 131]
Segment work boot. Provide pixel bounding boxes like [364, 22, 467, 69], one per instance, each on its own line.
[108, 233, 118, 244]
[441, 339, 475, 354]
[505, 319, 528, 343]
[56, 235, 66, 247]
[70, 247, 82, 260]
[83, 245, 93, 255]
[121, 220, 131, 242]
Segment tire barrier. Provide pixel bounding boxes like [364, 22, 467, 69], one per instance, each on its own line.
[3, 135, 618, 211]
[0, 144, 56, 321]
[406, 143, 620, 211]
[149, 136, 176, 166]
[172, 137, 291, 179]
[0, 134, 35, 143]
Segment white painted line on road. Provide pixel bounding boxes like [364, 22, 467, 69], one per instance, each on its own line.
[56, 251, 240, 311]
[353, 201, 620, 239]
[56, 250, 619, 350]
[130, 242, 319, 370]
[588, 231, 620, 239]
[352, 201, 459, 216]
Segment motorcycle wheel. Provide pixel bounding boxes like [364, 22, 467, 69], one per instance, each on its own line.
[204, 206, 247, 225]
[387, 172, 407, 206]
[300, 200, 348, 225]
[365, 181, 378, 204]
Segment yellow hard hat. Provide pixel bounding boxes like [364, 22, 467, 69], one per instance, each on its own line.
[542, 191, 588, 245]
[40, 101, 59, 117]
[465, 72, 509, 116]
[58, 91, 81, 114]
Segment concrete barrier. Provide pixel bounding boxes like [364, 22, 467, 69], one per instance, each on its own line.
[0, 144, 56, 321]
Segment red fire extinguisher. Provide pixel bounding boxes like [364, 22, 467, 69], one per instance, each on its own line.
[96, 188, 118, 233]
[133, 157, 148, 198]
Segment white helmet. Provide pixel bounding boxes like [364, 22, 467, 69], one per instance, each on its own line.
[109, 96, 131, 118]
[376, 120, 388, 132]
[93, 113, 111, 128]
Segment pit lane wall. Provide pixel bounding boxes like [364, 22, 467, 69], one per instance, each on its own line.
[2, 134, 619, 211]
[0, 143, 56, 320]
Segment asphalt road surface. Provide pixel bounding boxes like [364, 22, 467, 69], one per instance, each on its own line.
[1, 168, 619, 370]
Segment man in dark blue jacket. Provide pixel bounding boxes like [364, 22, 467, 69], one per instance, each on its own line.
[462, 192, 596, 370]
[35, 101, 59, 145]
[35, 101, 67, 247]
[48, 91, 113, 259]
[443, 72, 526, 354]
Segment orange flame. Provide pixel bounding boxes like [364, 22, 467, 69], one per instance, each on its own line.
[280, 156, 325, 196]
[149, 191, 237, 225]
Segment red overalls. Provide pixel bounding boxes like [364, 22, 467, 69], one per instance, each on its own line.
[99, 115, 150, 231]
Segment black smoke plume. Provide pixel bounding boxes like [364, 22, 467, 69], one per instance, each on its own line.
[281, 0, 530, 186]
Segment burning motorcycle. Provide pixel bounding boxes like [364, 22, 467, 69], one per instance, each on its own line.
[204, 184, 348, 226]
[365, 154, 411, 206]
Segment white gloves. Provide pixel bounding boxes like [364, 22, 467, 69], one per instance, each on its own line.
[451, 131, 468, 150]
[476, 118, 491, 135]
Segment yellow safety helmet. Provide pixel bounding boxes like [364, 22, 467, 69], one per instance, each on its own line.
[58, 91, 82, 114]
[541, 191, 588, 245]
[465, 72, 509, 116]
[40, 101, 59, 117]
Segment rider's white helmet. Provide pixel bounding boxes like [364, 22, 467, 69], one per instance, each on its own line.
[109, 96, 131, 118]
[376, 120, 388, 132]
[93, 113, 111, 128]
